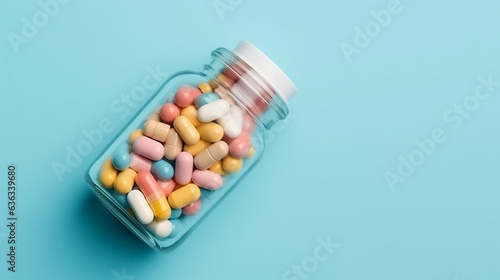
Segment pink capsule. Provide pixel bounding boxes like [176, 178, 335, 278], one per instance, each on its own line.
[129, 152, 152, 172]
[136, 171, 159, 198]
[229, 132, 252, 159]
[182, 199, 201, 216]
[174, 152, 193, 185]
[133, 136, 164, 161]
[174, 86, 196, 108]
[157, 179, 175, 196]
[192, 170, 223, 190]
[160, 103, 180, 123]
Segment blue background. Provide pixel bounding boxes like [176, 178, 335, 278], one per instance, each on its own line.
[1, 0, 500, 279]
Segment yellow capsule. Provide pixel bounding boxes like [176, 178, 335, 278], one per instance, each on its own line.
[128, 129, 144, 144]
[183, 139, 210, 156]
[113, 168, 137, 194]
[197, 123, 224, 142]
[180, 105, 200, 127]
[245, 146, 255, 158]
[209, 161, 225, 176]
[198, 82, 213, 93]
[222, 155, 243, 173]
[99, 159, 118, 188]
[149, 195, 171, 220]
[173, 115, 200, 145]
[168, 183, 201, 209]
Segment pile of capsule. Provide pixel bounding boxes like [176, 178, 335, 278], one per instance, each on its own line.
[99, 81, 255, 239]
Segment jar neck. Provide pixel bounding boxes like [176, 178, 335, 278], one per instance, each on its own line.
[203, 47, 289, 130]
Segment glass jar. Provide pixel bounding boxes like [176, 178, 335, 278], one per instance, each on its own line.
[86, 41, 296, 251]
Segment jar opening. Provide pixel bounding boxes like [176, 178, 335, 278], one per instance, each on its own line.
[203, 47, 288, 130]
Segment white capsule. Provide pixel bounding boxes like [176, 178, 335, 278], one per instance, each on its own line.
[197, 99, 230, 122]
[147, 219, 173, 238]
[127, 189, 154, 224]
[217, 105, 243, 138]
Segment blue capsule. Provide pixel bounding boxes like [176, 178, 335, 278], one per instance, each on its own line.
[112, 145, 130, 170]
[170, 208, 182, 219]
[195, 92, 220, 108]
[151, 159, 174, 180]
[111, 191, 129, 208]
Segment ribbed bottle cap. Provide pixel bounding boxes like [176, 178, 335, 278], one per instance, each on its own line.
[233, 41, 297, 102]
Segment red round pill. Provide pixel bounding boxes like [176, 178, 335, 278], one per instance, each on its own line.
[174, 86, 195, 108]
[160, 103, 180, 123]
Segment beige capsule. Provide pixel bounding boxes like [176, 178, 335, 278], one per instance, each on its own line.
[147, 107, 161, 122]
[143, 119, 170, 142]
[164, 129, 183, 160]
[194, 141, 229, 170]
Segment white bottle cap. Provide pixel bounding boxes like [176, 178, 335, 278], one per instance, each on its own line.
[233, 41, 297, 102]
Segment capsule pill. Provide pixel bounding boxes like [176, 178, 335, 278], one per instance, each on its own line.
[194, 141, 229, 170]
[173, 115, 200, 145]
[136, 171, 171, 221]
[168, 183, 201, 209]
[164, 128, 183, 160]
[100, 159, 118, 188]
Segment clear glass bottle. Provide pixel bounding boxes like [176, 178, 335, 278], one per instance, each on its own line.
[86, 41, 296, 251]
